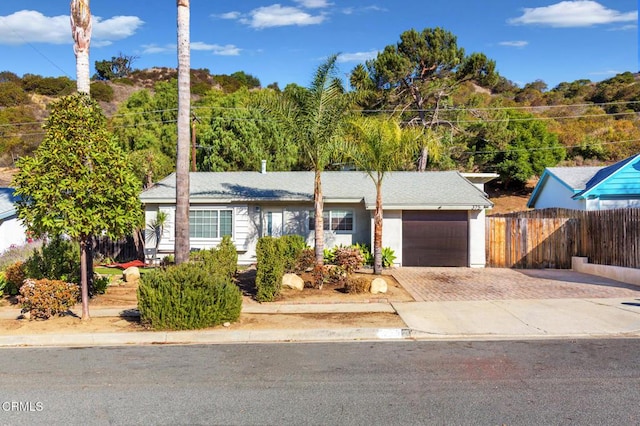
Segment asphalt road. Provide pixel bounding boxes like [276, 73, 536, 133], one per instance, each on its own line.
[0, 339, 639, 425]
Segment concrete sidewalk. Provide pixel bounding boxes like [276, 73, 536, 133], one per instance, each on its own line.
[1, 296, 639, 347]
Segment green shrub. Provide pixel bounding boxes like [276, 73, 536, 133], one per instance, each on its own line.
[323, 247, 336, 264]
[90, 81, 114, 102]
[279, 234, 308, 273]
[24, 238, 81, 284]
[353, 243, 374, 266]
[0, 271, 7, 294]
[18, 278, 80, 320]
[381, 247, 397, 268]
[4, 261, 26, 295]
[137, 263, 242, 330]
[255, 236, 284, 302]
[92, 275, 110, 295]
[189, 236, 238, 280]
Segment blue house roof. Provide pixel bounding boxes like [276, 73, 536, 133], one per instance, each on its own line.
[527, 154, 640, 208]
[573, 154, 640, 200]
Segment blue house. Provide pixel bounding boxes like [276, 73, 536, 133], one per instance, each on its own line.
[527, 154, 640, 210]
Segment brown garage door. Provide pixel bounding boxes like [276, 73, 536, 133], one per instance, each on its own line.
[402, 210, 468, 266]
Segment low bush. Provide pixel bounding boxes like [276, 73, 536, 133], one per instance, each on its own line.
[18, 278, 80, 320]
[255, 236, 284, 302]
[353, 243, 373, 266]
[343, 276, 370, 294]
[90, 81, 114, 102]
[4, 261, 26, 295]
[189, 236, 238, 279]
[381, 247, 397, 268]
[295, 248, 315, 272]
[24, 238, 81, 284]
[279, 234, 308, 273]
[137, 263, 242, 330]
[92, 275, 110, 295]
[333, 247, 364, 275]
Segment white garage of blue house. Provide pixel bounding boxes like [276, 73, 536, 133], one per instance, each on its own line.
[139, 170, 493, 267]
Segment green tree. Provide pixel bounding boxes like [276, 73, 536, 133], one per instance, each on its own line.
[350, 27, 498, 170]
[94, 53, 138, 80]
[255, 54, 353, 264]
[13, 94, 142, 320]
[343, 116, 422, 273]
[195, 88, 301, 171]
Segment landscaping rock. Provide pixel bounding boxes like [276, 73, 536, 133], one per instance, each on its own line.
[122, 266, 141, 283]
[282, 273, 304, 291]
[370, 277, 388, 294]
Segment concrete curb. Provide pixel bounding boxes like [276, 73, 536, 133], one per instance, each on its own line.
[0, 327, 413, 348]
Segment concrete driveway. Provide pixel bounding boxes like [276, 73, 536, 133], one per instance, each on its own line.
[392, 267, 640, 302]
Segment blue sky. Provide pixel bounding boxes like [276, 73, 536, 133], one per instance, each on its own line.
[0, 1, 636, 89]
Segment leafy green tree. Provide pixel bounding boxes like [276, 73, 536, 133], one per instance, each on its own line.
[195, 88, 301, 171]
[13, 94, 142, 320]
[469, 109, 566, 187]
[255, 54, 353, 264]
[350, 27, 499, 170]
[0, 106, 41, 164]
[94, 53, 138, 80]
[343, 116, 422, 273]
[230, 71, 261, 89]
[0, 82, 29, 107]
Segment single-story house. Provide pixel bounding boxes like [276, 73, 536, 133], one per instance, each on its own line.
[527, 153, 640, 210]
[0, 188, 28, 253]
[139, 170, 494, 267]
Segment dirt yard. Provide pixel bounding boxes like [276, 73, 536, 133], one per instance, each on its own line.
[0, 268, 412, 335]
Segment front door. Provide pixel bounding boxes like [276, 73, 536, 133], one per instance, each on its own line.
[264, 210, 283, 237]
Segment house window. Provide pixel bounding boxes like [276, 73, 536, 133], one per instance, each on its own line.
[189, 210, 232, 238]
[308, 210, 354, 232]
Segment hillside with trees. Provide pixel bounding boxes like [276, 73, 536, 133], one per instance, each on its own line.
[0, 28, 638, 199]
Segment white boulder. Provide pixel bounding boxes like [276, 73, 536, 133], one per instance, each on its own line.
[282, 273, 305, 291]
[370, 277, 388, 294]
[122, 266, 141, 283]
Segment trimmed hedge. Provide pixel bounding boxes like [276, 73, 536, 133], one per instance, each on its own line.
[255, 236, 284, 302]
[137, 263, 242, 330]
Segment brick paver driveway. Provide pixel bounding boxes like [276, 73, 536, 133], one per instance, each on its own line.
[392, 267, 640, 302]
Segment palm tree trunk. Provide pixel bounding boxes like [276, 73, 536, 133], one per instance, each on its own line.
[314, 168, 324, 266]
[175, 0, 191, 264]
[70, 0, 92, 94]
[373, 180, 383, 274]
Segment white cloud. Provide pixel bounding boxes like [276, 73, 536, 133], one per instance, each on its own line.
[508, 1, 637, 27]
[216, 11, 242, 20]
[93, 16, 144, 41]
[499, 40, 528, 48]
[246, 5, 326, 28]
[191, 42, 241, 56]
[0, 10, 69, 44]
[342, 5, 387, 15]
[337, 50, 379, 62]
[589, 69, 623, 77]
[294, 0, 332, 8]
[0, 10, 143, 46]
[143, 42, 240, 56]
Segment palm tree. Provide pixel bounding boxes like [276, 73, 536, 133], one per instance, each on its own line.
[175, 0, 191, 264]
[255, 55, 352, 265]
[70, 0, 92, 94]
[344, 116, 423, 274]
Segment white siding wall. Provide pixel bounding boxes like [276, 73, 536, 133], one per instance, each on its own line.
[533, 178, 585, 210]
[594, 198, 640, 210]
[377, 210, 402, 266]
[0, 216, 27, 253]
[468, 209, 486, 268]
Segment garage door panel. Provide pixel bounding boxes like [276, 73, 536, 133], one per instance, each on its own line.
[402, 211, 468, 267]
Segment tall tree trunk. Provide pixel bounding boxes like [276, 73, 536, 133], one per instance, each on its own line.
[70, 0, 92, 94]
[80, 238, 90, 320]
[373, 180, 383, 274]
[314, 168, 324, 266]
[417, 146, 428, 172]
[175, 0, 191, 264]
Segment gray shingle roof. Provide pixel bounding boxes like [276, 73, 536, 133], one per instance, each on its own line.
[141, 171, 492, 209]
[545, 166, 604, 191]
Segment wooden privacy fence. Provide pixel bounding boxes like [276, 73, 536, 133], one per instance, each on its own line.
[486, 208, 640, 269]
[92, 230, 144, 262]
